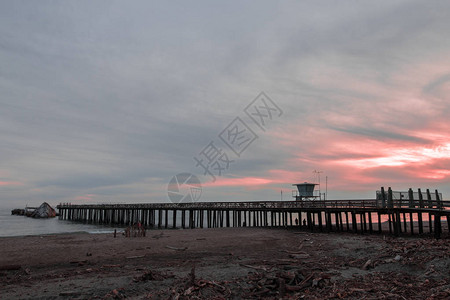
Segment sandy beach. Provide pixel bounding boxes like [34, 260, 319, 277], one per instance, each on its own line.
[1, 227, 449, 299]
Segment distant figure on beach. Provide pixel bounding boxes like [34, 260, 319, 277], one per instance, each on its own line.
[303, 219, 307, 227]
[123, 222, 146, 237]
[295, 218, 299, 226]
[124, 226, 130, 237]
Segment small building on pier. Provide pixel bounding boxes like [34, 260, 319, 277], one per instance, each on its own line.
[292, 182, 319, 201]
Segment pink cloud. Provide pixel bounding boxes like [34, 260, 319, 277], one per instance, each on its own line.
[0, 181, 23, 186]
[265, 108, 450, 194]
[268, 169, 303, 183]
[203, 177, 274, 187]
[207, 56, 450, 197]
[74, 194, 94, 201]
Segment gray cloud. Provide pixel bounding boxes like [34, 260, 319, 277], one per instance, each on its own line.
[330, 126, 431, 144]
[1, 1, 450, 208]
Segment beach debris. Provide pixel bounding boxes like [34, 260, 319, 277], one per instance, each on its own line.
[289, 253, 310, 259]
[59, 291, 81, 297]
[239, 264, 269, 272]
[101, 264, 121, 269]
[188, 265, 196, 287]
[0, 265, 21, 271]
[70, 260, 88, 266]
[241, 270, 327, 298]
[361, 259, 373, 270]
[165, 245, 187, 251]
[126, 255, 145, 259]
[104, 288, 126, 299]
[281, 249, 308, 255]
[152, 232, 165, 239]
[152, 265, 232, 299]
[133, 270, 174, 282]
[278, 277, 286, 298]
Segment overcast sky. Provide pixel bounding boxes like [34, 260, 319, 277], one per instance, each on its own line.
[1, 1, 450, 208]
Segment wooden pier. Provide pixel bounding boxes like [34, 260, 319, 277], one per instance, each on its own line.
[57, 188, 450, 238]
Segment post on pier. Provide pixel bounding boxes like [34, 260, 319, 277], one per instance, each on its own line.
[387, 187, 393, 209]
[408, 188, 415, 235]
[380, 187, 386, 208]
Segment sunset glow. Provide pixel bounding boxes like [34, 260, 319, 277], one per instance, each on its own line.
[204, 177, 274, 187]
[337, 143, 450, 169]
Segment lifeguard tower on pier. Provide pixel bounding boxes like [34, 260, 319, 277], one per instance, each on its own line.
[292, 182, 320, 201]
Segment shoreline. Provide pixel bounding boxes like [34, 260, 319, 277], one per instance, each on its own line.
[0, 230, 98, 239]
[0, 218, 446, 239]
[1, 215, 446, 237]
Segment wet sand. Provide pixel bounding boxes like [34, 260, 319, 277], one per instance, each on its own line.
[1, 227, 449, 299]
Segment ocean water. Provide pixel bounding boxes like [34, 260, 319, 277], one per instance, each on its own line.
[0, 209, 117, 237]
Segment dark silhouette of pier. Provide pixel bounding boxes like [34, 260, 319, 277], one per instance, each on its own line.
[57, 187, 450, 238]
